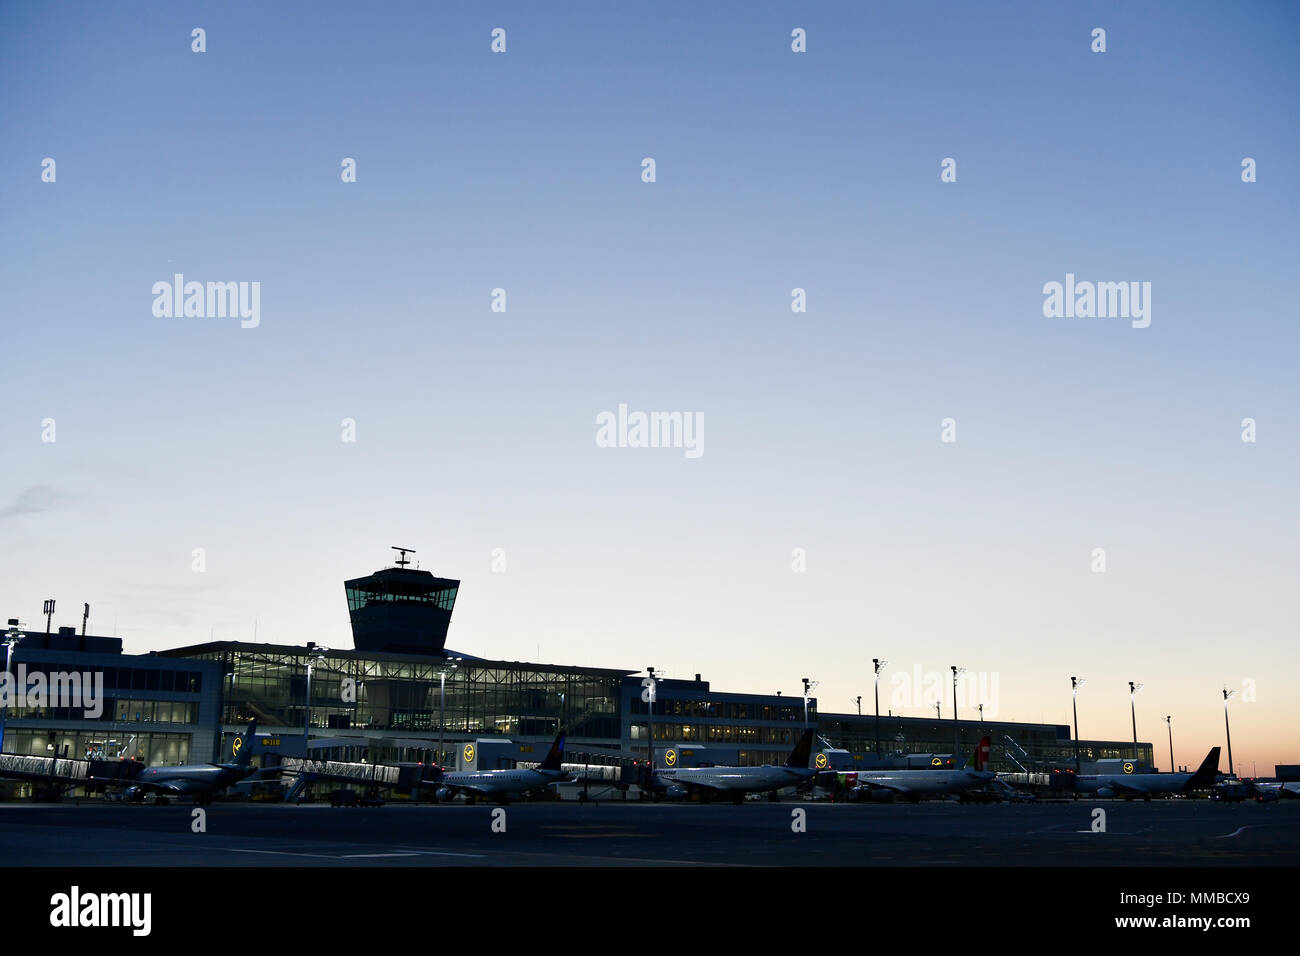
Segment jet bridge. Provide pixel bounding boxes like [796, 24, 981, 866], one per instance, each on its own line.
[0, 753, 90, 786]
[0, 752, 144, 793]
[274, 756, 423, 802]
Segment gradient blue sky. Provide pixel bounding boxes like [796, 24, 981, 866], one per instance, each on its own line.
[2, 2, 1297, 772]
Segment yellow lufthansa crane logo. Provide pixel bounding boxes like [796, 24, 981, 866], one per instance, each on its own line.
[231, 737, 243, 757]
[815, 753, 829, 769]
[463, 744, 475, 763]
[931, 757, 942, 767]
[1123, 762, 1135, 774]
[664, 749, 677, 767]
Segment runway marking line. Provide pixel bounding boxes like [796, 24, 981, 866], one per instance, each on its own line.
[1213, 825, 1265, 839]
[395, 847, 488, 858]
[221, 848, 347, 859]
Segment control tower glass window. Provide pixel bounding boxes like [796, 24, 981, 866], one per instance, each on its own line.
[346, 584, 458, 612]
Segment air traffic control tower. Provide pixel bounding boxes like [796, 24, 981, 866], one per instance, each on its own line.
[344, 548, 460, 656]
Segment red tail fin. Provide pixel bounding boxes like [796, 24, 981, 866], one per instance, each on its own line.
[973, 736, 992, 772]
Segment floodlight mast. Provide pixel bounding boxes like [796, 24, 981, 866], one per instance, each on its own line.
[872, 659, 888, 757]
[645, 667, 657, 773]
[1129, 681, 1144, 762]
[801, 677, 819, 728]
[1, 621, 26, 751]
[1223, 688, 1236, 778]
[1071, 676, 1086, 772]
[304, 643, 330, 746]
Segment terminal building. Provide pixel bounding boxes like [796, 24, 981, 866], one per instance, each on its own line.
[1, 553, 1152, 793]
[0, 625, 224, 770]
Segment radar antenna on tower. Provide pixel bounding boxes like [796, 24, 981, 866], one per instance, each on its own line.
[391, 546, 416, 569]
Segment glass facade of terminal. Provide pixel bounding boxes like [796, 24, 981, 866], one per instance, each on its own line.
[0, 639, 222, 770]
[166, 643, 627, 746]
[624, 684, 815, 766]
[1, 631, 1156, 791]
[817, 713, 1155, 772]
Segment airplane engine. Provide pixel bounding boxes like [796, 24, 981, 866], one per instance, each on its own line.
[124, 786, 145, 803]
[1097, 786, 1115, 798]
[435, 786, 452, 802]
[664, 784, 690, 801]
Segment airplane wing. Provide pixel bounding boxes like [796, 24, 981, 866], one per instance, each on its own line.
[438, 783, 495, 797]
[675, 780, 725, 794]
[133, 778, 210, 796]
[1100, 779, 1149, 796]
[655, 774, 725, 795]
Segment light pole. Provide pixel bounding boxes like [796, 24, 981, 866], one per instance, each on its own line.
[644, 667, 657, 771]
[1071, 676, 1086, 772]
[438, 657, 460, 766]
[303, 643, 329, 752]
[855, 695, 861, 716]
[1, 621, 25, 753]
[1165, 715, 1174, 773]
[43, 599, 55, 634]
[934, 700, 941, 720]
[1223, 688, 1236, 779]
[1129, 681, 1144, 763]
[801, 677, 818, 729]
[950, 666, 966, 756]
[872, 659, 888, 758]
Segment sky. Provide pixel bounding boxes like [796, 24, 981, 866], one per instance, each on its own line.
[1, 1, 1297, 774]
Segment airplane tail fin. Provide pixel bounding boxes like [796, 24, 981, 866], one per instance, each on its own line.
[232, 721, 257, 766]
[785, 728, 816, 768]
[1186, 747, 1221, 789]
[972, 735, 992, 772]
[540, 731, 567, 771]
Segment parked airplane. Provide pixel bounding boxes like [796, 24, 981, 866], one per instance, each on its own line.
[831, 735, 995, 802]
[655, 728, 817, 803]
[1248, 781, 1300, 802]
[426, 731, 571, 803]
[124, 721, 259, 805]
[1073, 747, 1220, 800]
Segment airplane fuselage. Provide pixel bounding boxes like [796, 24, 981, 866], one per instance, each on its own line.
[1074, 772, 1194, 796]
[849, 769, 995, 795]
[436, 768, 567, 797]
[658, 765, 814, 794]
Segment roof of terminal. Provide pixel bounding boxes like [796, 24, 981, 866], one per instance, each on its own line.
[156, 639, 637, 677]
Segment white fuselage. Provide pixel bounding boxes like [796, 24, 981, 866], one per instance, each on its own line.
[438, 768, 567, 797]
[658, 765, 814, 794]
[852, 769, 995, 795]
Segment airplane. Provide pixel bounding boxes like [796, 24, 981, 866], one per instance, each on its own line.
[425, 731, 571, 803]
[1073, 747, 1220, 800]
[654, 728, 817, 804]
[1247, 781, 1300, 802]
[122, 721, 260, 805]
[829, 735, 996, 802]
